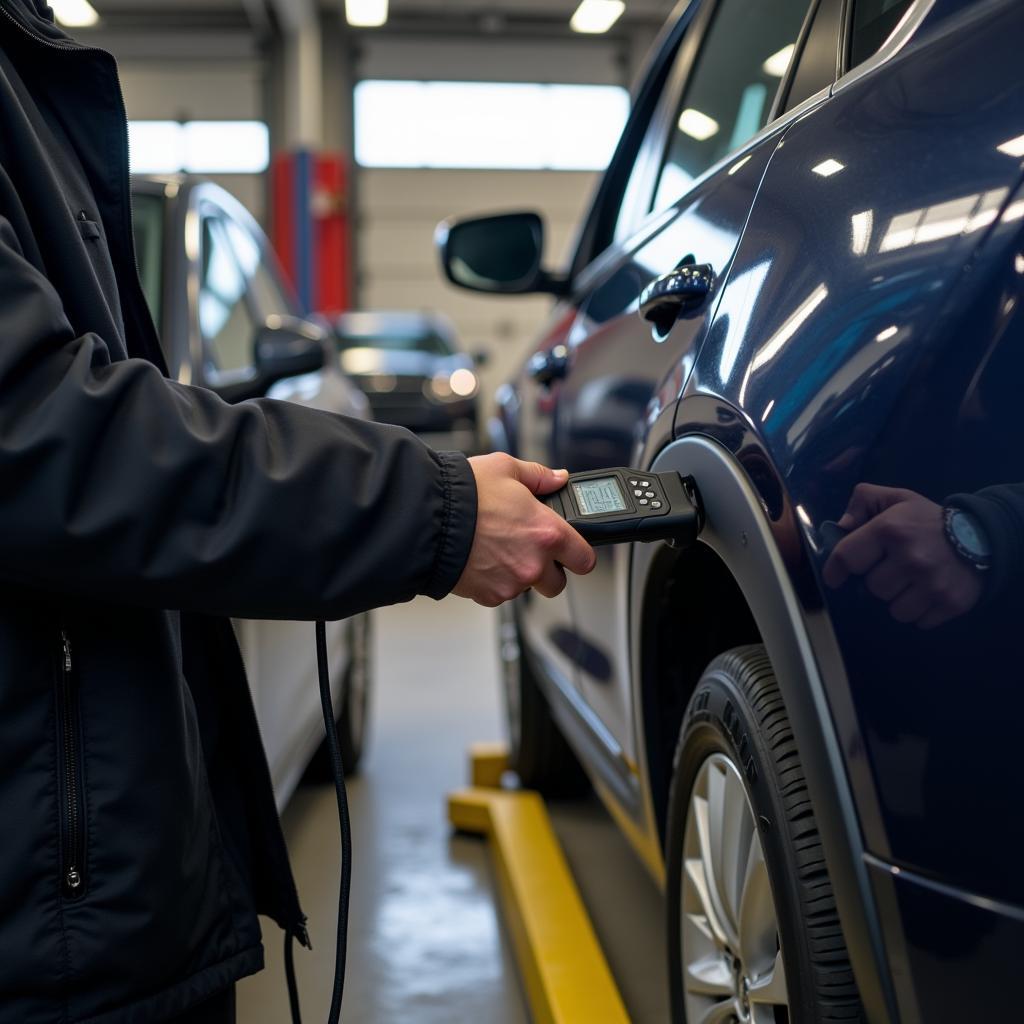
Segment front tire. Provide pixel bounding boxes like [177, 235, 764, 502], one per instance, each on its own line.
[665, 645, 861, 1023]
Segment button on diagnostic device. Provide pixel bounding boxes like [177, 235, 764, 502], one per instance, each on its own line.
[543, 468, 702, 547]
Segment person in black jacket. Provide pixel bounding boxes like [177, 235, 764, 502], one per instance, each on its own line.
[0, 2, 596, 1022]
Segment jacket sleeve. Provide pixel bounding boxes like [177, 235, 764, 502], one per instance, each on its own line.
[0, 214, 477, 620]
[945, 483, 1024, 602]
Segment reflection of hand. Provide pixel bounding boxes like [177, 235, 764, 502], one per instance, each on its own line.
[453, 454, 596, 607]
[823, 483, 985, 629]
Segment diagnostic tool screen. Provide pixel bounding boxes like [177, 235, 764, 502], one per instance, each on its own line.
[572, 476, 627, 516]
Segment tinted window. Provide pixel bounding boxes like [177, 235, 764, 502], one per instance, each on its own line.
[131, 191, 165, 338]
[849, 0, 914, 67]
[199, 217, 257, 375]
[652, 0, 811, 212]
[784, 0, 843, 112]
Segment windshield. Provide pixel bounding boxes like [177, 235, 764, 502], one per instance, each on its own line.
[337, 330, 454, 356]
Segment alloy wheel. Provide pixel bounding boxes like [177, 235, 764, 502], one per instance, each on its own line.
[681, 753, 789, 1024]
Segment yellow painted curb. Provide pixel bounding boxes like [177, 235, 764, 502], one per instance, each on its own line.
[469, 741, 509, 789]
[448, 783, 631, 1024]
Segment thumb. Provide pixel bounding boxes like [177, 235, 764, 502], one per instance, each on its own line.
[514, 460, 569, 496]
[838, 482, 903, 530]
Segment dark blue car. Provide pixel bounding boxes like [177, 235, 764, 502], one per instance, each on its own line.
[437, 0, 1024, 1020]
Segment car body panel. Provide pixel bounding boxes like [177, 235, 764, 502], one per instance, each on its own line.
[682, 0, 1024, 899]
[463, 0, 1024, 1017]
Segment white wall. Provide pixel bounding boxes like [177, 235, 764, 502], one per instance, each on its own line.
[352, 32, 634, 420]
[358, 167, 598, 410]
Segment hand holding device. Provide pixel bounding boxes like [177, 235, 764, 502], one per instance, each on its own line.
[453, 453, 597, 606]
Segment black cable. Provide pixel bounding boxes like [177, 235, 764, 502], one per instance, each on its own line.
[285, 930, 302, 1024]
[316, 618, 353, 1023]
[282, 622, 352, 1024]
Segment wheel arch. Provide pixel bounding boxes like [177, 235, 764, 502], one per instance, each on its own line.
[630, 433, 898, 1024]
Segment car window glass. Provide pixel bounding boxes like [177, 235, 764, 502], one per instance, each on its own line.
[221, 216, 292, 316]
[848, 0, 914, 68]
[199, 216, 256, 375]
[131, 191, 165, 341]
[651, 0, 811, 213]
[784, 0, 843, 112]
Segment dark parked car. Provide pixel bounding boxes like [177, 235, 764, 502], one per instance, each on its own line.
[333, 310, 482, 452]
[131, 176, 374, 806]
[437, 0, 1024, 1020]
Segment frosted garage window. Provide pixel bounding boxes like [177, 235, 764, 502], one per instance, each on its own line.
[354, 81, 631, 171]
[128, 121, 270, 175]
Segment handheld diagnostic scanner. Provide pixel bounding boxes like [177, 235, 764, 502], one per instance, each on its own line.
[543, 468, 702, 547]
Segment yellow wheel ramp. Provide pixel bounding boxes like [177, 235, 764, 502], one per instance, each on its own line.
[448, 745, 631, 1024]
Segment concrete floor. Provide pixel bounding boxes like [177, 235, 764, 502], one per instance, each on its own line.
[238, 596, 668, 1023]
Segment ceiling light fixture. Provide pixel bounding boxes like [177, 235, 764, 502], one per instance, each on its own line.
[346, 0, 388, 28]
[762, 44, 795, 78]
[812, 158, 845, 177]
[49, 0, 99, 27]
[997, 134, 1024, 158]
[570, 0, 625, 34]
[677, 108, 719, 142]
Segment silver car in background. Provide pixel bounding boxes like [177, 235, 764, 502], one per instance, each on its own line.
[131, 176, 374, 807]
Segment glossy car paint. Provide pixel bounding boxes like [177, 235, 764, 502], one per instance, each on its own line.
[132, 177, 371, 808]
[482, 0, 1024, 1019]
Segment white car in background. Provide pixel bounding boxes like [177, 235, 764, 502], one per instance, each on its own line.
[131, 175, 373, 807]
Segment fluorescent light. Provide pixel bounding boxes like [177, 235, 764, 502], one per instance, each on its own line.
[812, 158, 845, 176]
[762, 44, 794, 78]
[346, 0, 388, 28]
[184, 121, 269, 174]
[50, 0, 98, 27]
[997, 134, 1024, 158]
[128, 120, 269, 175]
[570, 0, 625, 34]
[875, 325, 898, 343]
[728, 154, 752, 176]
[851, 210, 873, 255]
[353, 81, 629, 170]
[678, 108, 719, 142]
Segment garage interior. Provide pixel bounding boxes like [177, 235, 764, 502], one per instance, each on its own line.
[65, 1, 674, 1021]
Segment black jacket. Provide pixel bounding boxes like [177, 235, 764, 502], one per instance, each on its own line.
[0, 2, 477, 1020]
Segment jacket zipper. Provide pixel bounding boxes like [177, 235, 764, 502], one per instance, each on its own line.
[57, 630, 86, 899]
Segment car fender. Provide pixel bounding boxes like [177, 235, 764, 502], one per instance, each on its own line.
[630, 430, 899, 1024]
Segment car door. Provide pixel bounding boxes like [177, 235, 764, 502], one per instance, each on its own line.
[558, 0, 842, 795]
[509, 4, 706, 706]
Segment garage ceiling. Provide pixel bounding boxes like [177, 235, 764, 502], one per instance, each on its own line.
[89, 0, 677, 30]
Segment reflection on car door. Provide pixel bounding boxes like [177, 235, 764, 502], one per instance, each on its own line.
[558, 0, 825, 795]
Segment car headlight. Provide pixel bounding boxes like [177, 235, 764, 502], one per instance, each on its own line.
[362, 373, 397, 393]
[426, 369, 478, 402]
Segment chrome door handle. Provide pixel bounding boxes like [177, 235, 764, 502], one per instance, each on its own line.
[639, 262, 714, 336]
[528, 344, 568, 386]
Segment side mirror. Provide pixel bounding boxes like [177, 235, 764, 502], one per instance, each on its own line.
[435, 212, 567, 296]
[255, 316, 326, 388]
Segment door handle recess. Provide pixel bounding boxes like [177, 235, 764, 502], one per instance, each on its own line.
[528, 344, 568, 386]
[639, 263, 714, 336]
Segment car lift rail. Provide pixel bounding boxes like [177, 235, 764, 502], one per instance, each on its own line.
[448, 743, 631, 1024]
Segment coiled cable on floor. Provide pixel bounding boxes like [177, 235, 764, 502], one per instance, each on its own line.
[284, 620, 353, 1024]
